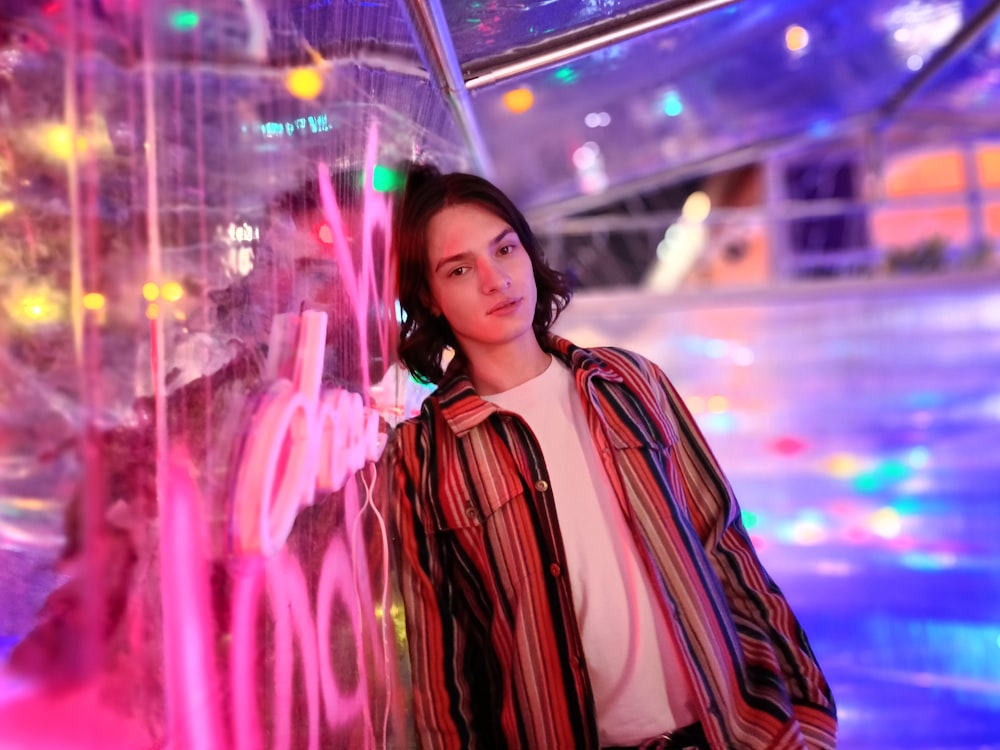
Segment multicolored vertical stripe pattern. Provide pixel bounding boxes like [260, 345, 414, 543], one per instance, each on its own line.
[390, 335, 836, 749]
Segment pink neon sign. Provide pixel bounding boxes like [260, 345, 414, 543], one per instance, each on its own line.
[232, 309, 385, 556]
[158, 121, 401, 750]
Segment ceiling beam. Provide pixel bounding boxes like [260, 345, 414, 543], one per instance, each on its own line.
[396, 0, 495, 178]
[464, 0, 741, 91]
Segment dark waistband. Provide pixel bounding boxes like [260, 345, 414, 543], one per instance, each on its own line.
[604, 721, 708, 750]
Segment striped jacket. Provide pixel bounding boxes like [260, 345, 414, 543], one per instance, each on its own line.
[390, 335, 836, 749]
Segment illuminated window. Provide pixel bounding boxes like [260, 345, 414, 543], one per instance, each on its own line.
[884, 149, 966, 196]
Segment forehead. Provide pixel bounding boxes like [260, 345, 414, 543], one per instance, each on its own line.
[426, 203, 508, 257]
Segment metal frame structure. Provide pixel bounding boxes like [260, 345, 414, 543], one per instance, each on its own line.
[462, 0, 741, 90]
[400, 0, 1000, 226]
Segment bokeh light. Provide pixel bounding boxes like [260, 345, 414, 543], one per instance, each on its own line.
[142, 282, 160, 302]
[572, 142, 600, 171]
[316, 223, 335, 245]
[11, 292, 60, 325]
[906, 446, 931, 468]
[82, 292, 106, 310]
[161, 281, 185, 302]
[503, 87, 534, 114]
[585, 112, 611, 128]
[553, 66, 578, 84]
[785, 24, 810, 52]
[707, 395, 729, 413]
[40, 123, 88, 161]
[372, 165, 405, 192]
[772, 436, 808, 455]
[662, 90, 684, 117]
[682, 191, 712, 223]
[286, 67, 324, 100]
[168, 9, 200, 32]
[826, 452, 861, 478]
[870, 507, 903, 539]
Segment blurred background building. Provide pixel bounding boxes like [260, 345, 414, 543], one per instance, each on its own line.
[0, 1, 998, 748]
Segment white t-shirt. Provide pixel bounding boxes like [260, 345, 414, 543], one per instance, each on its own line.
[483, 357, 697, 745]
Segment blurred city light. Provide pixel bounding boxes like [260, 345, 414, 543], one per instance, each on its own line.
[503, 87, 535, 113]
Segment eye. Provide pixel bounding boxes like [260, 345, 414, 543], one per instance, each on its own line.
[497, 244, 515, 256]
[448, 265, 470, 277]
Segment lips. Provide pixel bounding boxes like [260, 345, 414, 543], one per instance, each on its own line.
[487, 297, 522, 315]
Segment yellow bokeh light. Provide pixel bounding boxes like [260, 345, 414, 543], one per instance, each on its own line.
[142, 282, 160, 301]
[682, 191, 712, 223]
[161, 281, 184, 302]
[825, 452, 859, 478]
[869, 507, 902, 539]
[707, 395, 729, 413]
[146, 302, 160, 320]
[11, 293, 60, 325]
[82, 292, 106, 310]
[0, 200, 14, 218]
[286, 67, 324, 100]
[785, 24, 809, 52]
[503, 88, 534, 114]
[41, 124, 88, 161]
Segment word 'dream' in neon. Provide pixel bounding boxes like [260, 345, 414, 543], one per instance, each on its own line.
[232, 309, 386, 555]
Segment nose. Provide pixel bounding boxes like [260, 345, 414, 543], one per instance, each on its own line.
[479, 257, 511, 294]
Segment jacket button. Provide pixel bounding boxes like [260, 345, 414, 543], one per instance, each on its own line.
[549, 563, 561, 577]
[534, 480, 549, 492]
[464, 505, 477, 519]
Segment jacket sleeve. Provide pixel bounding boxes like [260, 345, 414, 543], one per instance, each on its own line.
[646, 359, 838, 749]
[389, 423, 467, 750]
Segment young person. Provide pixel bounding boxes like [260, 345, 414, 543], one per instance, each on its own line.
[389, 164, 837, 750]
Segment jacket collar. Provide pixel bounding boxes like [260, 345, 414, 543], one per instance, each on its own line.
[432, 334, 622, 437]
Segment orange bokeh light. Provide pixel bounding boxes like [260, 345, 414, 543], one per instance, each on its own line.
[503, 88, 534, 114]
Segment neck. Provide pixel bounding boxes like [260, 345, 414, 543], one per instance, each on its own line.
[463, 335, 551, 396]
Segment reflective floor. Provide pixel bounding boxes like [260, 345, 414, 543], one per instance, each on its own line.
[3, 273, 999, 748]
[558, 272, 1000, 750]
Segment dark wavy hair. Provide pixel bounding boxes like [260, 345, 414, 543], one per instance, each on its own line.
[393, 164, 572, 385]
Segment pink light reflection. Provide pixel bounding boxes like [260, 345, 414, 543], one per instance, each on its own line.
[160, 445, 224, 750]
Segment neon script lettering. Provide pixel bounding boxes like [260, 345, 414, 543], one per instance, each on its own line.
[231, 309, 386, 556]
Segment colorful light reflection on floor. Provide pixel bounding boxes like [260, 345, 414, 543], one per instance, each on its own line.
[558, 274, 1000, 750]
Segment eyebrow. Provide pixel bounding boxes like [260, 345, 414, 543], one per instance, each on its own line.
[433, 226, 516, 273]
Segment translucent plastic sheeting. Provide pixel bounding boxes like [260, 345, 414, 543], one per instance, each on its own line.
[556, 272, 1000, 749]
[0, 2, 464, 747]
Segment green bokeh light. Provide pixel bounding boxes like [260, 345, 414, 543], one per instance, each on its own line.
[372, 165, 405, 193]
[554, 66, 578, 84]
[169, 9, 200, 31]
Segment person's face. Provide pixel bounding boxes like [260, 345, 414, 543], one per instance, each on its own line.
[425, 202, 538, 355]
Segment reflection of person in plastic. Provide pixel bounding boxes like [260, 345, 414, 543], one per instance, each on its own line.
[389, 165, 837, 750]
[213, 175, 368, 392]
